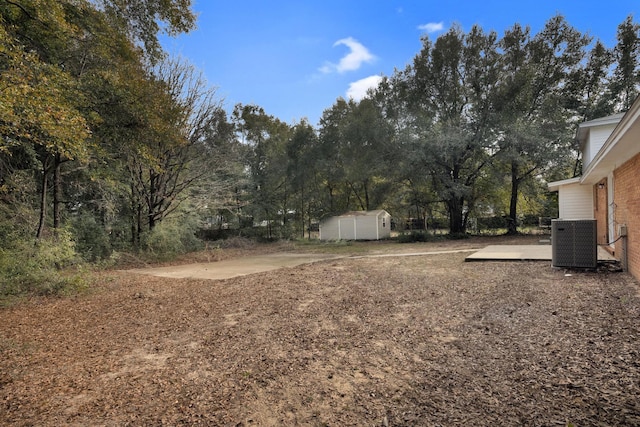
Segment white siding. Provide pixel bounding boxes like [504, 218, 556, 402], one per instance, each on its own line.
[357, 217, 377, 240]
[378, 212, 391, 239]
[319, 210, 391, 240]
[338, 218, 357, 239]
[584, 124, 617, 168]
[319, 217, 340, 240]
[558, 183, 594, 219]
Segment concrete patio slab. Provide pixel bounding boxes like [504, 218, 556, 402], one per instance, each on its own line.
[126, 253, 342, 281]
[465, 245, 617, 262]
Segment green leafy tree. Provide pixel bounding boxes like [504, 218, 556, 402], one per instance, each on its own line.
[565, 40, 614, 122]
[0, 3, 92, 239]
[317, 96, 395, 217]
[286, 120, 323, 238]
[608, 15, 640, 111]
[188, 107, 247, 232]
[317, 98, 351, 214]
[396, 25, 500, 234]
[494, 16, 589, 234]
[126, 58, 223, 238]
[233, 104, 292, 238]
[94, 0, 196, 62]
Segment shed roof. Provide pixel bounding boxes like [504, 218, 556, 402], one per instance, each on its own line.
[341, 210, 388, 217]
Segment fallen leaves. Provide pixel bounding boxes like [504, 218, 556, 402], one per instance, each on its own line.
[1, 237, 639, 425]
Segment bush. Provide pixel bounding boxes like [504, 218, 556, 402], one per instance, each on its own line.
[141, 218, 203, 261]
[0, 230, 87, 297]
[476, 216, 509, 230]
[397, 231, 430, 243]
[71, 213, 112, 261]
[397, 230, 468, 243]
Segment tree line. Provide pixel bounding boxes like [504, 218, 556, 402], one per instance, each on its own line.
[1, 1, 639, 293]
[232, 15, 640, 236]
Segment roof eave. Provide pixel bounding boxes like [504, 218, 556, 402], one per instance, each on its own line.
[581, 98, 640, 185]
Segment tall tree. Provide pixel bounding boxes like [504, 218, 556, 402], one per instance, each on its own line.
[495, 16, 589, 234]
[233, 104, 292, 238]
[398, 25, 500, 234]
[317, 96, 395, 216]
[127, 58, 223, 235]
[0, 1, 92, 238]
[286, 120, 319, 238]
[608, 15, 640, 111]
[317, 98, 350, 214]
[93, 0, 196, 61]
[565, 40, 614, 122]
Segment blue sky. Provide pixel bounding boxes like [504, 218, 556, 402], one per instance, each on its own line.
[161, 1, 638, 126]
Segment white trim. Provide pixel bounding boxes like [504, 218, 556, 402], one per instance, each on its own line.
[548, 177, 581, 192]
[582, 97, 640, 185]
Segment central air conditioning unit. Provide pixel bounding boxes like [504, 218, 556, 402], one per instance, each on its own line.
[551, 219, 597, 268]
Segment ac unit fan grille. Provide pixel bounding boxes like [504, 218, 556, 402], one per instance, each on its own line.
[551, 220, 597, 268]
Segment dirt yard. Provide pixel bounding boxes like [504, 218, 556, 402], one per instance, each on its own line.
[1, 236, 640, 426]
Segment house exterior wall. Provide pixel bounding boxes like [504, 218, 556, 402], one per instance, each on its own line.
[558, 183, 594, 219]
[613, 152, 640, 280]
[584, 124, 618, 168]
[594, 179, 609, 246]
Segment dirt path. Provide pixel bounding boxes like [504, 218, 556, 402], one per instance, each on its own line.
[125, 253, 343, 280]
[126, 249, 481, 281]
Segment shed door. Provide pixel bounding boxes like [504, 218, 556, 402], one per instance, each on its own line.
[339, 218, 356, 240]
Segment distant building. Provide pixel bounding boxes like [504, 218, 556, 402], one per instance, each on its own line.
[319, 210, 391, 241]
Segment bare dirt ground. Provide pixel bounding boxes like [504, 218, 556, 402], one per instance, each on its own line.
[1, 235, 640, 426]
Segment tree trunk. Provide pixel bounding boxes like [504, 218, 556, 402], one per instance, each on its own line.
[130, 181, 141, 248]
[53, 154, 62, 232]
[507, 161, 520, 235]
[36, 157, 53, 239]
[136, 202, 142, 246]
[363, 179, 370, 211]
[148, 171, 157, 231]
[300, 185, 305, 239]
[448, 197, 465, 235]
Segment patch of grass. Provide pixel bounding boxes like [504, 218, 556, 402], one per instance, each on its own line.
[289, 239, 383, 255]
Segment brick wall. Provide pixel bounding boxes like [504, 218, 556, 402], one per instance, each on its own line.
[594, 180, 608, 246]
[614, 152, 640, 280]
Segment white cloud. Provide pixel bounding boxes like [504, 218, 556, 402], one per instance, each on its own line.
[346, 75, 383, 101]
[418, 22, 445, 33]
[320, 37, 376, 74]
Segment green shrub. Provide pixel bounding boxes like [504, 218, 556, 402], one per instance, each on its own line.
[71, 213, 112, 261]
[397, 231, 430, 243]
[141, 218, 203, 261]
[397, 231, 467, 243]
[476, 216, 509, 230]
[0, 230, 87, 297]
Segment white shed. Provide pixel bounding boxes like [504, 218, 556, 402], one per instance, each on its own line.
[319, 210, 391, 241]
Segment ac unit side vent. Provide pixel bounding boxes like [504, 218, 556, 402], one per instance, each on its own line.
[551, 219, 597, 268]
